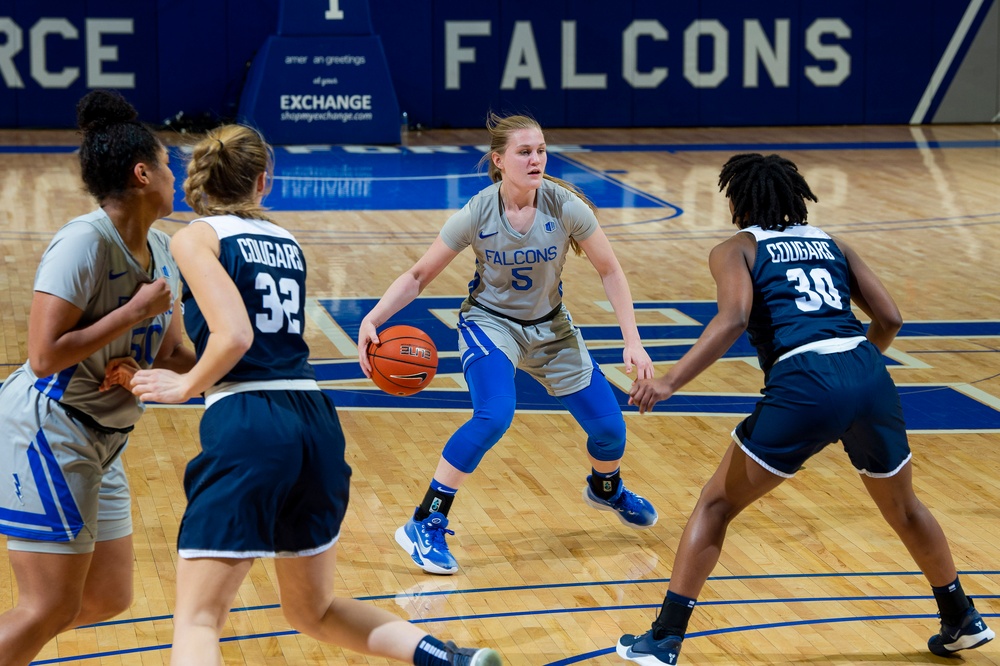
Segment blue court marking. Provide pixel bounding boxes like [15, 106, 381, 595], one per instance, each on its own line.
[315, 383, 1000, 430]
[549, 151, 683, 219]
[316, 296, 1000, 430]
[32, 575, 999, 664]
[168, 146, 674, 212]
[154, 137, 1000, 212]
[575, 139, 1000, 153]
[550, 612, 1000, 665]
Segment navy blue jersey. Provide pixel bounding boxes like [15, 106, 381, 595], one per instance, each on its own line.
[183, 215, 314, 384]
[742, 225, 866, 371]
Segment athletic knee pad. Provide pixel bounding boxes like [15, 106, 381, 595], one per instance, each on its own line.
[558, 370, 627, 461]
[441, 393, 516, 472]
[582, 411, 627, 461]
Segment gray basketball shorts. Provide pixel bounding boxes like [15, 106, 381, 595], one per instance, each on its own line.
[457, 302, 595, 396]
[0, 367, 132, 554]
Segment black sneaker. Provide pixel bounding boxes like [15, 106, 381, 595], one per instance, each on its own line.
[928, 597, 995, 656]
[616, 630, 682, 665]
[444, 641, 502, 666]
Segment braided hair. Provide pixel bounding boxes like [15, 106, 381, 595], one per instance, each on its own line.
[718, 153, 817, 231]
[184, 124, 273, 221]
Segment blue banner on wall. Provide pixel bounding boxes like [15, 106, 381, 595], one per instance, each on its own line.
[374, 0, 998, 129]
[1, 0, 997, 130]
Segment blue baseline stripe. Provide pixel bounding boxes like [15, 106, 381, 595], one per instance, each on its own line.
[6, 139, 1000, 157]
[34, 603, 1000, 664]
[43, 573, 997, 663]
[547, 612, 1000, 665]
[73, 570, 1000, 628]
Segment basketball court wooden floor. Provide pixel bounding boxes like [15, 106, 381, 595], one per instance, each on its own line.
[1, 124, 998, 665]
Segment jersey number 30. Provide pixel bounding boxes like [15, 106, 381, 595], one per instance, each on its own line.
[786, 267, 843, 312]
[255, 272, 302, 333]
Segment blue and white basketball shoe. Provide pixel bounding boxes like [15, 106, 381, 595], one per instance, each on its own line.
[928, 598, 994, 656]
[444, 641, 502, 665]
[583, 477, 658, 528]
[617, 630, 682, 665]
[395, 511, 459, 574]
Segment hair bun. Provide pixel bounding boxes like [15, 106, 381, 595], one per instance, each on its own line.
[76, 90, 138, 132]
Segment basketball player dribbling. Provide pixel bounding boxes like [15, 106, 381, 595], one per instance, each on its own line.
[357, 113, 658, 577]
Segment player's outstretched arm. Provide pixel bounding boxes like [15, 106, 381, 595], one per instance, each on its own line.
[578, 226, 653, 379]
[358, 236, 460, 377]
[629, 234, 754, 413]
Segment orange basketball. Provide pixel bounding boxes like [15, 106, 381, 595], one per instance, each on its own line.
[366, 325, 438, 396]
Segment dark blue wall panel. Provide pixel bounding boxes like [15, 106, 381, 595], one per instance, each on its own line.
[1, 0, 996, 131]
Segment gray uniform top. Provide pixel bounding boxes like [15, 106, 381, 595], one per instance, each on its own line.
[23, 208, 180, 429]
[440, 179, 599, 322]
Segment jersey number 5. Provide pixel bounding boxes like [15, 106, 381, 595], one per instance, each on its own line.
[511, 267, 533, 291]
[256, 272, 302, 333]
[786, 267, 843, 312]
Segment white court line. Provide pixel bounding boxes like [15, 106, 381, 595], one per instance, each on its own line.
[910, 0, 986, 124]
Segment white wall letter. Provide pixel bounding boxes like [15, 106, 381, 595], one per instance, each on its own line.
[684, 20, 728, 88]
[31, 18, 79, 88]
[562, 21, 606, 89]
[805, 18, 851, 87]
[0, 18, 24, 88]
[500, 21, 545, 90]
[622, 19, 667, 89]
[744, 19, 789, 88]
[86, 19, 134, 88]
[445, 21, 490, 90]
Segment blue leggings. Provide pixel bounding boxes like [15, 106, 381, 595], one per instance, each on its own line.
[441, 352, 627, 473]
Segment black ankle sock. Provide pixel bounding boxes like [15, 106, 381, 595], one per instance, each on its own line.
[590, 468, 621, 500]
[414, 635, 449, 666]
[652, 591, 696, 640]
[932, 577, 971, 626]
[415, 485, 455, 521]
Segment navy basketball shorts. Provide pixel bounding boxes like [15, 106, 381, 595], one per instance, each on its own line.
[733, 341, 911, 478]
[178, 389, 351, 559]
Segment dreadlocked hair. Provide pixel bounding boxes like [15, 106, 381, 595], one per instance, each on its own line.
[476, 111, 591, 256]
[718, 153, 817, 231]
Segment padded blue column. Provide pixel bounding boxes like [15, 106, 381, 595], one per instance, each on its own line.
[238, 0, 401, 144]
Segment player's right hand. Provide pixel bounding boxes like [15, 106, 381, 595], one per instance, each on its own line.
[130, 278, 173, 319]
[628, 377, 674, 414]
[357, 318, 380, 378]
[130, 368, 192, 404]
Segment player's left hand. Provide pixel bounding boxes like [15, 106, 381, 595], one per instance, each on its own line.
[628, 377, 674, 414]
[99, 357, 141, 392]
[130, 368, 192, 404]
[622, 342, 654, 379]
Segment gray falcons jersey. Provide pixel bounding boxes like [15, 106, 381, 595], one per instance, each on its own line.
[440, 179, 598, 322]
[25, 208, 180, 429]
